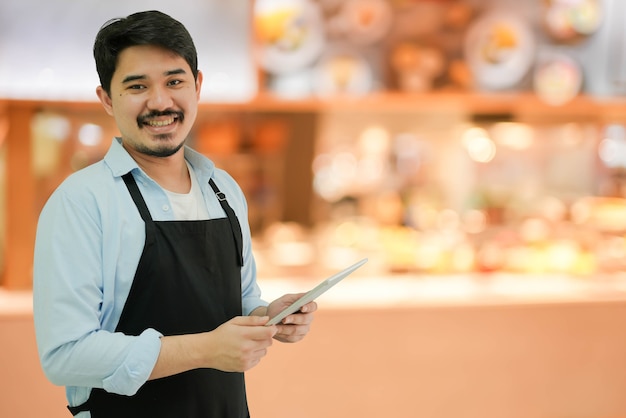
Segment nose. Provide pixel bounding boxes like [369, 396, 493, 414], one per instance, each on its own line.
[146, 85, 174, 110]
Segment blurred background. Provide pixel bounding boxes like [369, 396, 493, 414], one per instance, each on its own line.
[2, 0, 626, 417]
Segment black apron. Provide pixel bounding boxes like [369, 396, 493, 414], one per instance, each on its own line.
[68, 173, 248, 418]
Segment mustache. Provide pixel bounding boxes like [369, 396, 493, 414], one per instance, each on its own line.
[137, 110, 184, 126]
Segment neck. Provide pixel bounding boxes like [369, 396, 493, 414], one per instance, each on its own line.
[127, 147, 191, 194]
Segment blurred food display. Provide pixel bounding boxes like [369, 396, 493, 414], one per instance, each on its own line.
[6, 0, 626, 288]
[254, 0, 608, 102]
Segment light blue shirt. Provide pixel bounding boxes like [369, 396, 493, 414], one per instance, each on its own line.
[33, 137, 267, 413]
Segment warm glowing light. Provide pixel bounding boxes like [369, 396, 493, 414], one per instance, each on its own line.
[359, 125, 390, 155]
[462, 127, 496, 163]
[606, 236, 626, 259]
[461, 127, 488, 146]
[599, 138, 626, 168]
[520, 217, 550, 243]
[462, 209, 487, 234]
[334, 221, 361, 247]
[451, 243, 475, 272]
[356, 156, 386, 186]
[539, 196, 567, 222]
[467, 137, 496, 162]
[410, 205, 439, 230]
[437, 209, 460, 231]
[546, 240, 579, 272]
[33, 113, 71, 142]
[312, 153, 331, 173]
[331, 152, 358, 178]
[570, 198, 591, 224]
[477, 242, 504, 270]
[78, 123, 103, 146]
[312, 151, 360, 201]
[599, 124, 626, 168]
[313, 166, 341, 201]
[415, 236, 443, 270]
[491, 122, 533, 150]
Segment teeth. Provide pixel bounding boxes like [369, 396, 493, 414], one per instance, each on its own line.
[146, 118, 175, 127]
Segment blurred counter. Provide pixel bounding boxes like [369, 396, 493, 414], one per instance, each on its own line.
[258, 273, 626, 308]
[3, 274, 626, 317]
[3, 274, 626, 418]
[250, 273, 626, 418]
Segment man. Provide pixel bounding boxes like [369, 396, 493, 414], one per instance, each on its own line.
[33, 10, 316, 418]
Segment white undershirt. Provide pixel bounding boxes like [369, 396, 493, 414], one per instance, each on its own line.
[163, 161, 210, 221]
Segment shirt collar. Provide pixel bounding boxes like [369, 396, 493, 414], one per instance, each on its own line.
[104, 137, 216, 181]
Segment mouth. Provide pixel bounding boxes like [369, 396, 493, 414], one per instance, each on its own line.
[138, 111, 184, 130]
[144, 116, 176, 127]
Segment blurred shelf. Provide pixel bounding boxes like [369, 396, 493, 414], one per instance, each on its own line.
[4, 92, 626, 120]
[202, 92, 626, 118]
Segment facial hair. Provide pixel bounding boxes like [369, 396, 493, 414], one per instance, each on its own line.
[132, 138, 186, 157]
[135, 110, 186, 157]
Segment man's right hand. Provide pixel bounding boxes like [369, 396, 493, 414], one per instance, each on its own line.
[148, 315, 276, 380]
[207, 316, 277, 372]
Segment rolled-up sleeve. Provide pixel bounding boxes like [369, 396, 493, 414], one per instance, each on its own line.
[101, 328, 162, 395]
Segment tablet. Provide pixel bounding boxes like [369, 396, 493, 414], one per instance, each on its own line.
[265, 258, 368, 326]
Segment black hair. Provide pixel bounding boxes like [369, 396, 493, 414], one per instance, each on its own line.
[93, 10, 198, 95]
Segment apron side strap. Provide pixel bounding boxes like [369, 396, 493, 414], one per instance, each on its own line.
[209, 179, 244, 267]
[67, 400, 91, 416]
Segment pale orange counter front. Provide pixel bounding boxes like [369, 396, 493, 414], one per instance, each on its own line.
[2, 274, 626, 418]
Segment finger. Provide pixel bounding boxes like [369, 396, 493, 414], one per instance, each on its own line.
[299, 301, 318, 314]
[230, 315, 270, 326]
[276, 321, 311, 337]
[237, 320, 277, 342]
[277, 292, 306, 306]
[249, 325, 277, 342]
[282, 311, 314, 325]
[275, 324, 310, 343]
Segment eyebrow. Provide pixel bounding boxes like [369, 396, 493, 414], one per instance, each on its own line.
[121, 68, 188, 84]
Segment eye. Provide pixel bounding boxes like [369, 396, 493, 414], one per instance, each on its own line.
[127, 84, 146, 90]
[168, 79, 183, 87]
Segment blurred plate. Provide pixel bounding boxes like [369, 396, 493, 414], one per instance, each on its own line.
[312, 49, 374, 97]
[464, 13, 535, 90]
[341, 0, 394, 45]
[543, 0, 602, 42]
[268, 69, 314, 99]
[533, 52, 582, 105]
[254, 0, 326, 75]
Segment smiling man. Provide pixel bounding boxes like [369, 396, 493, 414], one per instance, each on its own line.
[33, 10, 316, 418]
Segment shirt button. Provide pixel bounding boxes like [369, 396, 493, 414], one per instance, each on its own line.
[162, 204, 170, 212]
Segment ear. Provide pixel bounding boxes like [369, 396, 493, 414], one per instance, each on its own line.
[96, 86, 114, 116]
[195, 70, 203, 101]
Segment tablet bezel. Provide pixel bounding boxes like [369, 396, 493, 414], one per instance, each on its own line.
[265, 258, 368, 326]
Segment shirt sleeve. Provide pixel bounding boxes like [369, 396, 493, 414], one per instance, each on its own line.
[33, 183, 161, 396]
[239, 197, 269, 315]
[241, 241, 267, 316]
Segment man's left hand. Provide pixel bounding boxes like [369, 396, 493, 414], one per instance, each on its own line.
[266, 293, 317, 343]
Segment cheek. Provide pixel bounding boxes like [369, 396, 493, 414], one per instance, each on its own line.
[112, 99, 141, 120]
[111, 109, 140, 132]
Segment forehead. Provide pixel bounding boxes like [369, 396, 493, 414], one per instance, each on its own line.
[113, 45, 191, 80]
